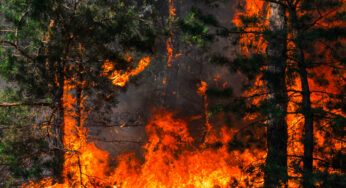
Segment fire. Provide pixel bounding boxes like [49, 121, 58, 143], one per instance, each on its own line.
[233, 0, 345, 187]
[24, 77, 115, 187]
[197, 81, 208, 97]
[25, 95, 265, 187]
[25, 68, 266, 187]
[23, 1, 267, 186]
[166, 0, 176, 67]
[197, 81, 212, 139]
[232, 0, 268, 54]
[24, 51, 152, 187]
[102, 56, 151, 87]
[22, 0, 344, 187]
[111, 109, 265, 188]
[167, 39, 174, 67]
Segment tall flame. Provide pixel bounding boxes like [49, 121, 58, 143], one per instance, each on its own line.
[111, 109, 265, 188]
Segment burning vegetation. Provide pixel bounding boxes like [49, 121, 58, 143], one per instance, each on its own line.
[0, 0, 345, 187]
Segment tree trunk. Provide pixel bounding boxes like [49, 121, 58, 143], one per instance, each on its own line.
[290, 7, 314, 188]
[299, 46, 314, 188]
[53, 73, 65, 183]
[264, 2, 288, 188]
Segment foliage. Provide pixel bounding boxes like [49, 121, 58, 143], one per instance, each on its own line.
[0, 0, 163, 185]
[0, 88, 54, 187]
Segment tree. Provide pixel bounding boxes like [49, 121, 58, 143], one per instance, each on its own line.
[182, 0, 345, 187]
[284, 0, 345, 187]
[179, 1, 289, 186]
[1, 0, 162, 184]
[264, 2, 288, 187]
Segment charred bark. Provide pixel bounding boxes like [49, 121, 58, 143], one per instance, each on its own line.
[264, 2, 288, 188]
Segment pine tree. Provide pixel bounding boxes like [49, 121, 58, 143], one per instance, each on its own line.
[264, 2, 288, 187]
[284, 0, 345, 187]
[1, 0, 162, 183]
[182, 0, 345, 187]
[0, 88, 54, 187]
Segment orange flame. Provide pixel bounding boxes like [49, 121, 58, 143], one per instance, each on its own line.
[232, 0, 269, 54]
[233, 0, 345, 186]
[102, 56, 151, 87]
[197, 81, 212, 138]
[111, 109, 265, 188]
[24, 79, 113, 187]
[167, 0, 176, 67]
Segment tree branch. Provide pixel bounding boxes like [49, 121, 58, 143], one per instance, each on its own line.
[0, 102, 51, 107]
[0, 40, 34, 62]
[93, 138, 144, 144]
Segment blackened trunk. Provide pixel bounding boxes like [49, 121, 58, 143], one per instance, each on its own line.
[264, 2, 288, 188]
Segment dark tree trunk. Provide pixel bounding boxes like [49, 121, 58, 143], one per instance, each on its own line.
[290, 7, 314, 188]
[53, 72, 65, 183]
[264, 2, 288, 188]
[299, 47, 314, 188]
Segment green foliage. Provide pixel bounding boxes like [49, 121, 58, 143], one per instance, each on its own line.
[0, 0, 163, 185]
[0, 0, 162, 102]
[177, 7, 216, 48]
[0, 88, 54, 186]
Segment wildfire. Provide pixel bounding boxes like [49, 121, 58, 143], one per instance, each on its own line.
[22, 0, 344, 187]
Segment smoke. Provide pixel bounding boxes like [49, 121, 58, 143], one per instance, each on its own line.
[86, 0, 240, 157]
